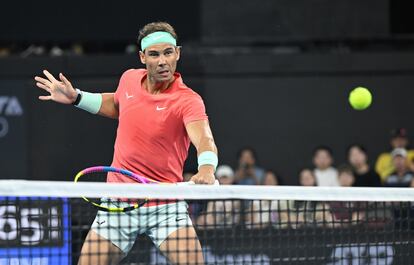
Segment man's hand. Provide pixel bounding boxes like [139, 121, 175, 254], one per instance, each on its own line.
[34, 70, 77, 104]
[189, 165, 216, 184]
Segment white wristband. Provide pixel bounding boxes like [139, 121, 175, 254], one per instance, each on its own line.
[75, 89, 102, 114]
[197, 151, 218, 171]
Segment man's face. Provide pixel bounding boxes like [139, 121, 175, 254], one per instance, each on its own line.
[391, 137, 408, 149]
[348, 147, 367, 167]
[338, 172, 354, 187]
[263, 172, 278, 185]
[313, 150, 333, 170]
[218, 175, 233, 185]
[239, 150, 255, 166]
[393, 155, 407, 171]
[139, 43, 180, 83]
[299, 169, 316, 186]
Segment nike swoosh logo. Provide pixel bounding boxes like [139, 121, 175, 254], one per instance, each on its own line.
[126, 92, 134, 99]
[96, 220, 106, 225]
[152, 35, 164, 41]
[156, 106, 167, 111]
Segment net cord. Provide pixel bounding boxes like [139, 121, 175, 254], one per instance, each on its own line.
[1, 180, 414, 201]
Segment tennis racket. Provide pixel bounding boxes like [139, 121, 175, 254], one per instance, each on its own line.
[74, 166, 159, 212]
[74, 166, 218, 212]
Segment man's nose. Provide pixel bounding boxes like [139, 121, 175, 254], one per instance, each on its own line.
[158, 54, 167, 65]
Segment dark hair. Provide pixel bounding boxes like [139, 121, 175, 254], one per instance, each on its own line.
[390, 128, 408, 139]
[298, 167, 315, 177]
[298, 167, 316, 183]
[263, 170, 283, 185]
[346, 143, 367, 157]
[237, 146, 258, 161]
[337, 164, 354, 176]
[137, 22, 178, 47]
[313, 145, 333, 157]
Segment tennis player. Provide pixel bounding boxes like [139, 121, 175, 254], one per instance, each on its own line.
[34, 22, 217, 265]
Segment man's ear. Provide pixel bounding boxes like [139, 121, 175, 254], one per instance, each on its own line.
[176, 47, 181, 61]
[139, 51, 146, 64]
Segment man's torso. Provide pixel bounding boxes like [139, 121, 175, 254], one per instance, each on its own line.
[109, 69, 207, 183]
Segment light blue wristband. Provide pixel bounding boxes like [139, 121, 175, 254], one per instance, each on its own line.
[198, 151, 218, 171]
[75, 89, 102, 114]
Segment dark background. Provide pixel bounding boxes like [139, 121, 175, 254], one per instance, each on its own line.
[1, 0, 414, 184]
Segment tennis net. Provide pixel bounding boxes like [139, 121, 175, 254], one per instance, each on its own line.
[0, 180, 414, 264]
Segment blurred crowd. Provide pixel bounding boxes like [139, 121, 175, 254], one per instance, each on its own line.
[186, 127, 414, 230]
[0, 43, 139, 58]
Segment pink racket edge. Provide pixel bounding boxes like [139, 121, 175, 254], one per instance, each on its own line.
[77, 166, 158, 184]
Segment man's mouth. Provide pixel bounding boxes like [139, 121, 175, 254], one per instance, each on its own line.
[158, 69, 170, 76]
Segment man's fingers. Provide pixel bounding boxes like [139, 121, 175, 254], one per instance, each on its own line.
[190, 176, 216, 185]
[34, 76, 52, 87]
[36, 82, 51, 92]
[59, 73, 72, 87]
[39, 95, 52, 101]
[43, 70, 58, 83]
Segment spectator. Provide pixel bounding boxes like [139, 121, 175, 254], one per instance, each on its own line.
[337, 165, 355, 187]
[347, 144, 381, 187]
[262, 170, 279, 185]
[383, 149, 414, 229]
[384, 148, 414, 187]
[215, 165, 235, 185]
[375, 128, 414, 182]
[328, 165, 365, 227]
[298, 168, 317, 186]
[312, 146, 339, 186]
[234, 147, 265, 185]
[294, 168, 330, 228]
[245, 170, 281, 229]
[196, 165, 240, 229]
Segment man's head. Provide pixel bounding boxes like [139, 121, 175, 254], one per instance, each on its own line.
[390, 128, 409, 149]
[391, 148, 408, 172]
[337, 165, 355, 187]
[215, 165, 235, 185]
[138, 22, 180, 83]
[299, 168, 316, 186]
[263, 170, 279, 186]
[313, 146, 334, 170]
[237, 147, 257, 167]
[347, 144, 368, 168]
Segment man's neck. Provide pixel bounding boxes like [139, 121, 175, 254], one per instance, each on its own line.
[317, 166, 331, 172]
[355, 164, 369, 174]
[145, 76, 175, 95]
[396, 168, 408, 177]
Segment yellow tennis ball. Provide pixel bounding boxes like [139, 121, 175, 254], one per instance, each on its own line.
[349, 87, 372, 110]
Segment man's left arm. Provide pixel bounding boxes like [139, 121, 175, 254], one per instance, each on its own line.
[186, 120, 218, 184]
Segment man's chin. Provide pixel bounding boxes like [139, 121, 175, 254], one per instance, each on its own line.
[155, 75, 173, 83]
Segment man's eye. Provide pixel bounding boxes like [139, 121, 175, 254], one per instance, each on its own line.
[149, 53, 159, 57]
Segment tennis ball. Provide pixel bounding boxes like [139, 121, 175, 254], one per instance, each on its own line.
[349, 87, 372, 110]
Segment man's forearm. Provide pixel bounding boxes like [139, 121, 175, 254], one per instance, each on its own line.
[197, 136, 217, 155]
[73, 90, 118, 119]
[197, 136, 218, 174]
